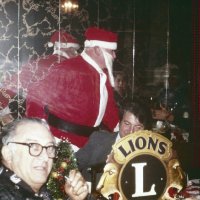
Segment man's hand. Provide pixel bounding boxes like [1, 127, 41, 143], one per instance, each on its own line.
[106, 152, 115, 163]
[64, 170, 89, 200]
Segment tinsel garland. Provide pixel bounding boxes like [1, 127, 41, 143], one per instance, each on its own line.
[47, 139, 78, 200]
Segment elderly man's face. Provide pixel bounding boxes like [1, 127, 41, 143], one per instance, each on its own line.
[7, 122, 55, 192]
[103, 48, 116, 60]
[119, 111, 144, 138]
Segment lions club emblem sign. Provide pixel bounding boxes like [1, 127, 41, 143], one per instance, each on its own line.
[97, 130, 185, 200]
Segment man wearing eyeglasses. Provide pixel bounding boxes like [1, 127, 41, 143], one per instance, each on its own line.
[0, 118, 89, 200]
[75, 99, 152, 188]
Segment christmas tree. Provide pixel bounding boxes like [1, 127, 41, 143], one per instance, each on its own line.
[47, 139, 78, 199]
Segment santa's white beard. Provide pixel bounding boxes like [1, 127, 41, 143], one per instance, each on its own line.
[53, 47, 70, 59]
[101, 49, 115, 87]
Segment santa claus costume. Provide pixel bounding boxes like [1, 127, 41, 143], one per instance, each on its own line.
[26, 27, 119, 149]
[3, 30, 80, 94]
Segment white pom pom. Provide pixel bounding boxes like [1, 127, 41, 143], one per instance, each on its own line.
[48, 42, 54, 47]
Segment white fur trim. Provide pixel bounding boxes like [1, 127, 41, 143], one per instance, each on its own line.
[54, 41, 80, 49]
[48, 42, 54, 47]
[84, 40, 117, 50]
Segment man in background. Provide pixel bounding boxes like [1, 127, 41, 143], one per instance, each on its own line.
[113, 70, 130, 109]
[75, 99, 152, 186]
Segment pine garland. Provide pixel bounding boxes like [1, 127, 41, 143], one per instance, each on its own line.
[47, 139, 78, 200]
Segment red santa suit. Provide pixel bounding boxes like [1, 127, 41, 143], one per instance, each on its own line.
[26, 27, 119, 148]
[0, 31, 79, 120]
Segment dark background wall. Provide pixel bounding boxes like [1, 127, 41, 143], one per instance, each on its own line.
[0, 0, 192, 95]
[0, 0, 199, 171]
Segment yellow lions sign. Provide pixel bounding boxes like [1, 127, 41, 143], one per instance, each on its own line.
[97, 130, 186, 200]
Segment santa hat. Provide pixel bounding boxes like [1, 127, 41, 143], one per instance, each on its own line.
[84, 27, 118, 50]
[48, 31, 80, 50]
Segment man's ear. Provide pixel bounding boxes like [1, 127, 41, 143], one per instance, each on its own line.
[1, 145, 13, 164]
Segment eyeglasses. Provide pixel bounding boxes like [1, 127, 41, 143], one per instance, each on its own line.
[7, 142, 57, 159]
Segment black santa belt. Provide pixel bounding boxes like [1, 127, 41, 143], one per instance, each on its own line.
[47, 112, 99, 137]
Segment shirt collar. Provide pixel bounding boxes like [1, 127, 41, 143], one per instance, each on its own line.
[115, 132, 121, 142]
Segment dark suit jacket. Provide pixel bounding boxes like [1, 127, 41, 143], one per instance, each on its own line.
[75, 130, 118, 182]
